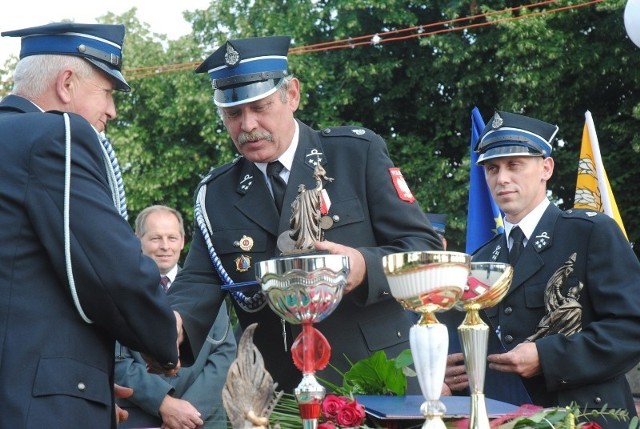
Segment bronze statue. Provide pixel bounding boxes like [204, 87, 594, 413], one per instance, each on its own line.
[527, 253, 583, 341]
[280, 161, 333, 255]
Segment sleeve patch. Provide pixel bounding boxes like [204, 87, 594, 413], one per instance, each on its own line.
[389, 168, 415, 203]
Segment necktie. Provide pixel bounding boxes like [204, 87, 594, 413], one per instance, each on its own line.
[266, 161, 286, 214]
[160, 276, 170, 293]
[509, 226, 525, 265]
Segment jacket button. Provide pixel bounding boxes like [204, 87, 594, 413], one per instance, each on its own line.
[504, 335, 514, 344]
[504, 306, 513, 315]
[397, 331, 402, 338]
[594, 397, 602, 404]
[332, 215, 340, 223]
[77, 382, 86, 392]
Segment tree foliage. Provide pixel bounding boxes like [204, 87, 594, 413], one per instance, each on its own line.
[3, 1, 638, 256]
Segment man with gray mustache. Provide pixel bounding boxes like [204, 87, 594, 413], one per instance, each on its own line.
[166, 35, 443, 393]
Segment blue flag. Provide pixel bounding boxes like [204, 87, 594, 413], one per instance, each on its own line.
[465, 107, 504, 254]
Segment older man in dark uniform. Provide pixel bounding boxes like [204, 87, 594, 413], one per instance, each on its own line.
[168, 36, 442, 393]
[0, 23, 179, 428]
[460, 111, 640, 427]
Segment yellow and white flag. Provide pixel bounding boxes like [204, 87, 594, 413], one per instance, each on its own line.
[574, 111, 628, 239]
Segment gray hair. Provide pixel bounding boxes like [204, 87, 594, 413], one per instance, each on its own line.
[12, 55, 96, 99]
[135, 205, 185, 238]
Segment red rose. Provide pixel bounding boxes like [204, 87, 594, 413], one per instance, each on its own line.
[318, 422, 337, 429]
[322, 395, 348, 420]
[335, 399, 366, 428]
[579, 423, 602, 429]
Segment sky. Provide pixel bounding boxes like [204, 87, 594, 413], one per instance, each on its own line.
[0, 0, 211, 64]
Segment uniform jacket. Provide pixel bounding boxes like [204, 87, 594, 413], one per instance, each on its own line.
[115, 300, 236, 429]
[169, 120, 442, 392]
[0, 95, 178, 429]
[472, 203, 640, 425]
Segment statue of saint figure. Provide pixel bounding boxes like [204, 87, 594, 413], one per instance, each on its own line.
[287, 162, 333, 253]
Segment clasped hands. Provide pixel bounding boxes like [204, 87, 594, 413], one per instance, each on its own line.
[442, 343, 541, 395]
[142, 311, 184, 377]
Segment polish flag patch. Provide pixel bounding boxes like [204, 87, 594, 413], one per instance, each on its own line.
[389, 168, 415, 203]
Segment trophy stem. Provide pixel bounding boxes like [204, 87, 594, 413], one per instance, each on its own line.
[411, 321, 448, 429]
[294, 322, 326, 428]
[458, 309, 490, 429]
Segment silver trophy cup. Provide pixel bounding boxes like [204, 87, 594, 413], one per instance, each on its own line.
[256, 254, 349, 429]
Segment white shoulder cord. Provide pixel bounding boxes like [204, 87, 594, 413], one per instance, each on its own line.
[63, 113, 93, 323]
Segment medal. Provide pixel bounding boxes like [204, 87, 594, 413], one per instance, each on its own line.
[239, 235, 254, 251]
[235, 255, 252, 272]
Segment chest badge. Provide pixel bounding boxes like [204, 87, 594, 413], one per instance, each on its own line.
[235, 255, 252, 272]
[238, 235, 254, 251]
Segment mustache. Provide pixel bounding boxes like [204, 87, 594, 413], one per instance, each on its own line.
[238, 131, 273, 145]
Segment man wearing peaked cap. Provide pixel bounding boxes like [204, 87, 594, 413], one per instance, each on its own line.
[2, 22, 130, 91]
[168, 35, 443, 393]
[475, 110, 559, 163]
[447, 109, 640, 427]
[0, 23, 179, 429]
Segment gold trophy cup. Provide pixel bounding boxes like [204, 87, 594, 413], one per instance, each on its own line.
[455, 262, 513, 429]
[382, 251, 470, 429]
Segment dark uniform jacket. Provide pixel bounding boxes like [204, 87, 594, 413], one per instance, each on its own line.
[169, 120, 442, 392]
[0, 95, 178, 429]
[470, 203, 640, 427]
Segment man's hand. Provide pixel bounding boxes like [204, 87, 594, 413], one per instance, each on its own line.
[443, 353, 469, 393]
[143, 311, 183, 376]
[487, 342, 541, 378]
[159, 395, 204, 429]
[314, 240, 365, 293]
[114, 384, 133, 423]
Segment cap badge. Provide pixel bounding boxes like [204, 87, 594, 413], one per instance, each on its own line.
[224, 43, 240, 67]
[491, 112, 504, 129]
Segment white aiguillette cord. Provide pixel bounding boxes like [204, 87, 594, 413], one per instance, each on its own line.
[63, 113, 93, 323]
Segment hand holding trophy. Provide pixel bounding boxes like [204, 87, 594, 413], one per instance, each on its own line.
[256, 161, 348, 429]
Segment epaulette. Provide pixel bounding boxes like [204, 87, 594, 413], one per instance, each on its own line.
[320, 126, 375, 141]
[563, 208, 603, 222]
[198, 156, 243, 187]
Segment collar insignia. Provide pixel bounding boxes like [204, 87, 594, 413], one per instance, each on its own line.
[586, 211, 598, 217]
[534, 231, 551, 250]
[492, 245, 502, 261]
[306, 149, 324, 166]
[239, 174, 253, 192]
[352, 128, 366, 136]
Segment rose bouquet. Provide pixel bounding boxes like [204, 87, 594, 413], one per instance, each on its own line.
[318, 394, 367, 429]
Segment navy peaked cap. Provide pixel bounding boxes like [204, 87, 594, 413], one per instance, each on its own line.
[2, 22, 130, 92]
[475, 111, 559, 164]
[195, 36, 291, 107]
